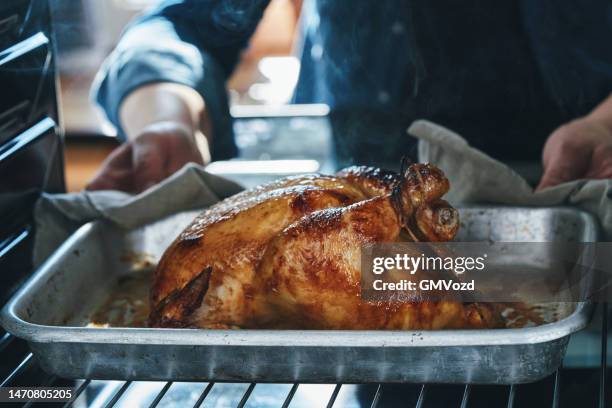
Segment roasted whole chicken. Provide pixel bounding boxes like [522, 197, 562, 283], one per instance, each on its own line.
[150, 163, 502, 329]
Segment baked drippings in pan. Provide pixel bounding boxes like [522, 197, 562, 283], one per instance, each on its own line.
[88, 269, 153, 328]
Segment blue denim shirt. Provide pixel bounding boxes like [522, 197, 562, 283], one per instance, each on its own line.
[93, 0, 612, 162]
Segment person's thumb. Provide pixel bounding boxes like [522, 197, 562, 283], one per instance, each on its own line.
[86, 143, 134, 191]
[537, 147, 587, 191]
[131, 135, 167, 193]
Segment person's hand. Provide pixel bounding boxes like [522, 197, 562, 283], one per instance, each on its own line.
[86, 121, 205, 193]
[537, 117, 612, 190]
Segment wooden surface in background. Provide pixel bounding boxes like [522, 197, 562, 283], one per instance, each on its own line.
[64, 139, 117, 192]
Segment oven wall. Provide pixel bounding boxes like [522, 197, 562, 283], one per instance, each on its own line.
[0, 0, 64, 304]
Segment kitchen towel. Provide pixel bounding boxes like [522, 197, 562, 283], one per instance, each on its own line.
[33, 164, 243, 267]
[409, 120, 612, 240]
[34, 119, 612, 267]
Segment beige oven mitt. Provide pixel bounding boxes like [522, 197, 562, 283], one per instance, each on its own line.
[410, 120, 612, 240]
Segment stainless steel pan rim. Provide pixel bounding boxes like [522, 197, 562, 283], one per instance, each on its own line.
[0, 307, 591, 347]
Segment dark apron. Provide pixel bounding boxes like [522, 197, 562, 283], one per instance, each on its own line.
[303, 0, 612, 170]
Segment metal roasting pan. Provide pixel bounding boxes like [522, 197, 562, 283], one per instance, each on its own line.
[0, 206, 599, 384]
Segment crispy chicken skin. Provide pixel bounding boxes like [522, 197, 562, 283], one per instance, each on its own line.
[150, 164, 502, 329]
